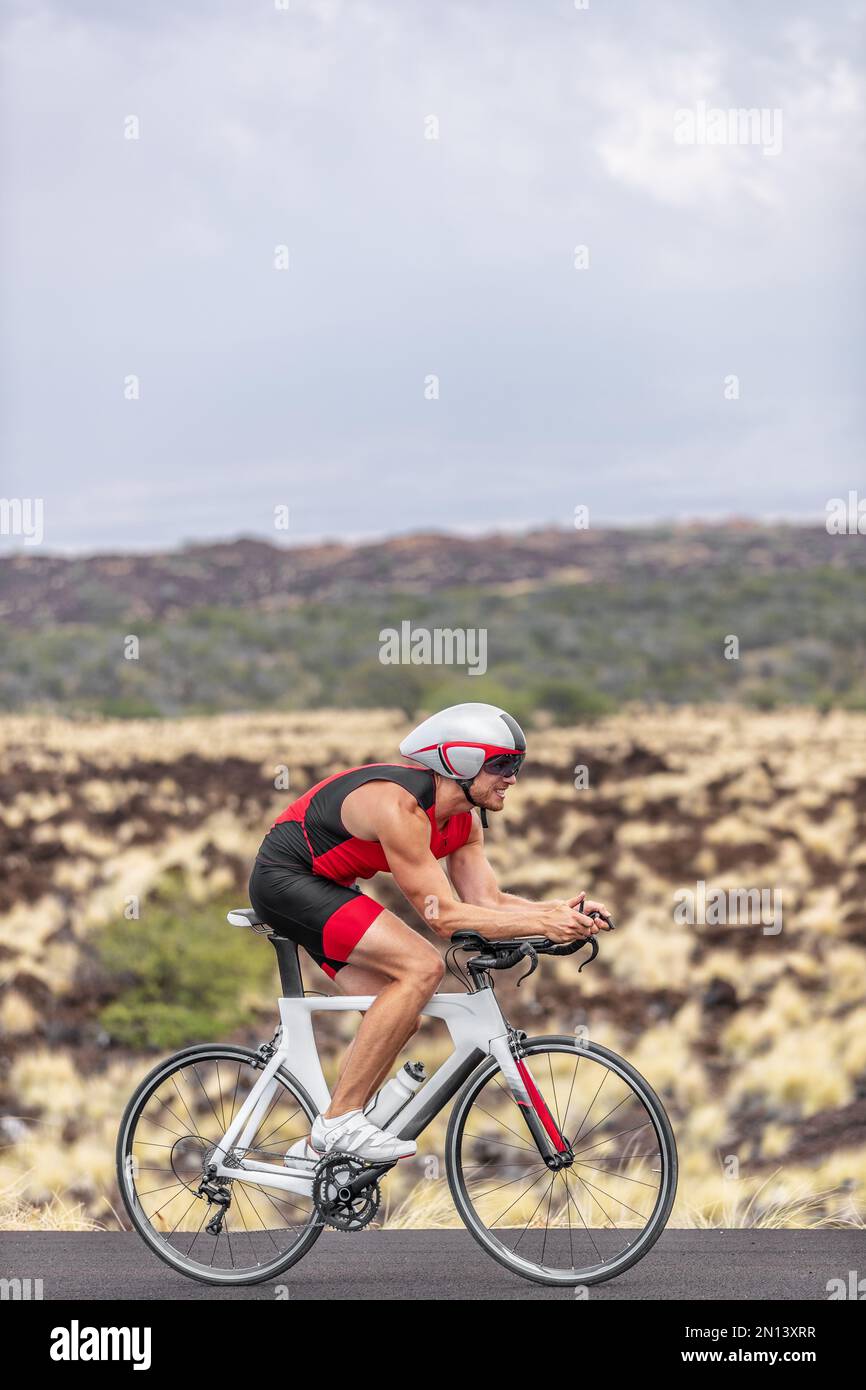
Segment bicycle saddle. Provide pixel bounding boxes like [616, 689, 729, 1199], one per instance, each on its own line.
[227, 907, 267, 928]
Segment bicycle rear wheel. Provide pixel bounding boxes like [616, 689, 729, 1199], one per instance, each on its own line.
[117, 1043, 323, 1285]
[446, 1035, 677, 1286]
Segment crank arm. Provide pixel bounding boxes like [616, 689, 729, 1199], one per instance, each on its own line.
[342, 1160, 397, 1198]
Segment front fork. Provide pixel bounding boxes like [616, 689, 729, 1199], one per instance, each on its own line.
[492, 1028, 574, 1170]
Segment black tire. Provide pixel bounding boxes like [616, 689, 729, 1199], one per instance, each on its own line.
[445, 1034, 678, 1287]
[116, 1043, 323, 1286]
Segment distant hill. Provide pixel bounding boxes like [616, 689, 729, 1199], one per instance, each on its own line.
[2, 522, 863, 627]
[1, 523, 864, 716]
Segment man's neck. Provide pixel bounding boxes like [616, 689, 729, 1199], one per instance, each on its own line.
[433, 775, 472, 826]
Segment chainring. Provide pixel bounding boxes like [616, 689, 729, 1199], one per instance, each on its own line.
[312, 1151, 381, 1232]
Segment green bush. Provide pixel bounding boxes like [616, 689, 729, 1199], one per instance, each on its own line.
[3, 554, 866, 716]
[95, 886, 276, 1049]
[97, 696, 164, 719]
[531, 677, 616, 722]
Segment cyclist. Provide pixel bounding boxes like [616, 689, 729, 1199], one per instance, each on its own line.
[249, 702, 612, 1164]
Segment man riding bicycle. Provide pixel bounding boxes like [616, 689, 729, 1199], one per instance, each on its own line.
[249, 702, 613, 1166]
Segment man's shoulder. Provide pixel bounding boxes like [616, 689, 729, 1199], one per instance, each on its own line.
[329, 764, 435, 816]
[310, 763, 431, 793]
[343, 772, 433, 847]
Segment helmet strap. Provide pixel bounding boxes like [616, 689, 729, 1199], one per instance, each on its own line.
[458, 778, 489, 829]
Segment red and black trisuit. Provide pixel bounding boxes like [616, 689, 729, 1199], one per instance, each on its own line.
[249, 765, 472, 978]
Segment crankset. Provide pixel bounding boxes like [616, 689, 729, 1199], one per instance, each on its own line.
[312, 1152, 382, 1232]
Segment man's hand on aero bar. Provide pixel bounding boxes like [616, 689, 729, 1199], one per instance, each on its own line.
[537, 894, 612, 945]
[567, 891, 614, 935]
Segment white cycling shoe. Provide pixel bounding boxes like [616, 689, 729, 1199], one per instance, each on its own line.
[309, 1109, 417, 1162]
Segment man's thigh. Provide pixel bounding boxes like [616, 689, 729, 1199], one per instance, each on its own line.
[333, 961, 392, 996]
[341, 908, 442, 984]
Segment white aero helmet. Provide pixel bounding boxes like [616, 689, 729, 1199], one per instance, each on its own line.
[399, 703, 527, 799]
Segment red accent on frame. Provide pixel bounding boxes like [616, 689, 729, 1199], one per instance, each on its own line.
[516, 1059, 567, 1153]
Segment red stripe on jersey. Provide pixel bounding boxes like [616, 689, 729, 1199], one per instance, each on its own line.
[313, 840, 389, 883]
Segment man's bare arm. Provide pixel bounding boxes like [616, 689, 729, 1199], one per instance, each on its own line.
[448, 824, 613, 925]
[375, 797, 595, 944]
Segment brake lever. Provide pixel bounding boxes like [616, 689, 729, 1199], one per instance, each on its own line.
[514, 941, 539, 987]
[578, 935, 599, 971]
[575, 908, 614, 970]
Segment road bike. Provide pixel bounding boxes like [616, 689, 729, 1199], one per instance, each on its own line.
[117, 908, 678, 1287]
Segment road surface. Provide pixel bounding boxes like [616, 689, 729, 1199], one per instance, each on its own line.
[2, 1229, 862, 1300]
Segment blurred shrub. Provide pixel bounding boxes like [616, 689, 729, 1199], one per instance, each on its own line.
[530, 677, 616, 721]
[94, 884, 275, 1049]
[2, 562, 865, 716]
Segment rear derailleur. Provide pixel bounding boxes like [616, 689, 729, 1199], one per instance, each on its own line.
[196, 1162, 235, 1236]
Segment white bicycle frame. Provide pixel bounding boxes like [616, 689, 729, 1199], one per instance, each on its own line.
[207, 987, 542, 1199]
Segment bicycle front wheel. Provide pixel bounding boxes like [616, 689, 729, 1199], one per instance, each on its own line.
[446, 1035, 677, 1287]
[117, 1044, 323, 1286]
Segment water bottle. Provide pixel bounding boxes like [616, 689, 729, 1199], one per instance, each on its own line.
[364, 1061, 426, 1128]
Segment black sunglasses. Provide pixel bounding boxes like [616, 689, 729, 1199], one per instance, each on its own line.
[482, 753, 525, 777]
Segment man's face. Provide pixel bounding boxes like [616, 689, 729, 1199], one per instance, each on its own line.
[469, 763, 520, 813]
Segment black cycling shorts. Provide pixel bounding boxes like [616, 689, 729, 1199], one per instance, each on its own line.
[248, 858, 384, 979]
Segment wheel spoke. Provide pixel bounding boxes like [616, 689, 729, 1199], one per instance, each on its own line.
[569, 1068, 608, 1149]
[572, 1119, 652, 1158]
[467, 1164, 549, 1200]
[545, 1053, 564, 1133]
[555, 1171, 606, 1265]
[464, 1131, 539, 1155]
[509, 1175, 557, 1249]
[560, 1054, 581, 1140]
[573, 1161, 660, 1189]
[570, 1092, 634, 1150]
[470, 1102, 537, 1150]
[170, 1073, 203, 1137]
[452, 1042, 674, 1285]
[119, 1048, 321, 1282]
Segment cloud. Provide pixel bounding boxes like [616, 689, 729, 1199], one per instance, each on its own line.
[0, 0, 863, 550]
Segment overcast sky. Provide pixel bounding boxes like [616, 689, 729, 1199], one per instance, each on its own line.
[1, 0, 863, 553]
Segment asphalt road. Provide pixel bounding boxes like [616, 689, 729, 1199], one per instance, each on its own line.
[2, 1229, 862, 1300]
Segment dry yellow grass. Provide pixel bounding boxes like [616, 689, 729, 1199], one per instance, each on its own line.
[0, 1179, 108, 1232]
[2, 705, 865, 1233]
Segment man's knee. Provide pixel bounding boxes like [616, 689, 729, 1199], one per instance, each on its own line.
[400, 949, 444, 995]
[417, 952, 445, 993]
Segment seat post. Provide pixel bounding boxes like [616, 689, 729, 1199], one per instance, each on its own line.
[269, 934, 304, 998]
